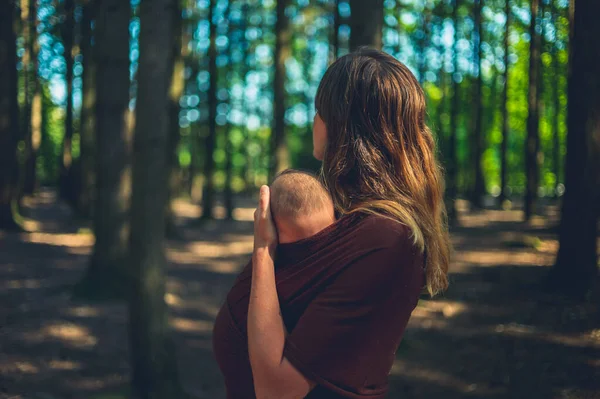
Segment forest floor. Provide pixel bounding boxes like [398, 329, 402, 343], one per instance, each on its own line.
[1, 189, 599, 399]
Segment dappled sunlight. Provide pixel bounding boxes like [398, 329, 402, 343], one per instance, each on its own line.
[165, 292, 221, 318]
[65, 306, 101, 318]
[48, 359, 82, 370]
[171, 199, 255, 222]
[184, 239, 253, 259]
[19, 322, 99, 348]
[20, 231, 94, 247]
[171, 316, 213, 334]
[455, 249, 554, 267]
[2, 278, 42, 290]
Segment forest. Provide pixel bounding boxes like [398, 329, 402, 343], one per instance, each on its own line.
[0, 0, 598, 398]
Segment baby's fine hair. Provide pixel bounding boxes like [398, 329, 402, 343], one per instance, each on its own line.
[270, 169, 333, 220]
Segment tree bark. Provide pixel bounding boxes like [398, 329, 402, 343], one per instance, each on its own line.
[524, 0, 541, 221]
[24, 0, 40, 196]
[201, 0, 217, 220]
[551, 0, 600, 296]
[471, 0, 486, 208]
[269, 0, 291, 182]
[500, 0, 510, 204]
[223, 1, 234, 220]
[78, 0, 132, 298]
[129, 0, 182, 396]
[329, 0, 340, 64]
[551, 0, 561, 194]
[446, 0, 460, 224]
[59, 0, 76, 204]
[166, 0, 184, 235]
[77, 0, 96, 217]
[349, 0, 383, 50]
[19, 0, 32, 201]
[0, 1, 21, 230]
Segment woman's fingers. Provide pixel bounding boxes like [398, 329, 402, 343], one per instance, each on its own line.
[259, 185, 270, 218]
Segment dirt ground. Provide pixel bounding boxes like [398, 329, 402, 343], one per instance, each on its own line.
[1, 190, 599, 399]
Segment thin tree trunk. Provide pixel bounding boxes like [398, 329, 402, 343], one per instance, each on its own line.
[417, 2, 431, 85]
[166, 0, 184, 236]
[269, 0, 291, 181]
[551, 0, 600, 296]
[0, 1, 21, 230]
[19, 0, 32, 201]
[446, 0, 460, 224]
[77, 0, 96, 217]
[129, 0, 181, 395]
[524, 0, 541, 221]
[349, 0, 383, 50]
[329, 0, 340, 64]
[471, 0, 486, 208]
[201, 0, 217, 220]
[24, 0, 40, 196]
[500, 0, 510, 204]
[78, 0, 131, 298]
[551, 0, 561, 194]
[59, 0, 76, 204]
[223, 1, 234, 219]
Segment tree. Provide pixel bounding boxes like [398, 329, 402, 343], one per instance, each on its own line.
[166, 0, 185, 235]
[269, 0, 291, 181]
[551, 0, 600, 296]
[499, 0, 510, 204]
[524, 0, 541, 221]
[201, 0, 217, 220]
[128, 0, 181, 396]
[551, 0, 561, 195]
[77, 0, 96, 217]
[59, 0, 76, 203]
[329, 0, 340, 64]
[78, 0, 132, 297]
[0, 0, 21, 230]
[446, 0, 460, 224]
[24, 0, 41, 196]
[349, 0, 383, 50]
[470, 0, 486, 208]
[223, 1, 235, 220]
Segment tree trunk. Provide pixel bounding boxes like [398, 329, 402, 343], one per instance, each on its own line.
[59, 0, 76, 204]
[223, 2, 234, 220]
[329, 0, 340, 64]
[500, 0, 510, 204]
[524, 0, 541, 221]
[129, 0, 181, 396]
[201, 0, 217, 220]
[446, 0, 460, 224]
[269, 0, 291, 182]
[24, 0, 40, 196]
[551, 0, 561, 194]
[19, 0, 32, 201]
[0, 1, 21, 230]
[471, 0, 486, 208]
[349, 0, 383, 50]
[77, 0, 96, 217]
[78, 0, 132, 298]
[166, 0, 184, 236]
[417, 2, 431, 85]
[551, 0, 600, 296]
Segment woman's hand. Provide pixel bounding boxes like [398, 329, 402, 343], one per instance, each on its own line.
[253, 185, 278, 255]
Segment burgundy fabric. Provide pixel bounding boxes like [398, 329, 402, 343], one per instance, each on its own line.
[212, 213, 425, 398]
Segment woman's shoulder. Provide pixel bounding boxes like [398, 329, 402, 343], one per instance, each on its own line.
[351, 213, 414, 250]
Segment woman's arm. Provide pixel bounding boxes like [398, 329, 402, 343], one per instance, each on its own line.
[248, 186, 315, 399]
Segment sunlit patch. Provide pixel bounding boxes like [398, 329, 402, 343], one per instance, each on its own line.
[455, 250, 554, 267]
[66, 306, 100, 318]
[14, 361, 40, 374]
[171, 317, 213, 333]
[164, 292, 183, 306]
[48, 359, 81, 370]
[42, 322, 98, 347]
[184, 240, 253, 259]
[21, 232, 94, 247]
[3, 279, 41, 289]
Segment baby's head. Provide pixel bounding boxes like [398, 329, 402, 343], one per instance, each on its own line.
[270, 170, 335, 244]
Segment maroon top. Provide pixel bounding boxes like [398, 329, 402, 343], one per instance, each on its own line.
[212, 213, 425, 398]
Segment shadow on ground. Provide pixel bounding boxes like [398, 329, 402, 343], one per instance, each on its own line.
[0, 192, 598, 399]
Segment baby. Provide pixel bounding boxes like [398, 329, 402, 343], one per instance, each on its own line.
[269, 169, 335, 244]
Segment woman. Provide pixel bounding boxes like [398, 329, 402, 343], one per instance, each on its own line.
[213, 48, 451, 398]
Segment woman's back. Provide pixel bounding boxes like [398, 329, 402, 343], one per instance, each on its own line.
[213, 213, 425, 398]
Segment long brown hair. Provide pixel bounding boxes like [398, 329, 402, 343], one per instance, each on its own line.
[316, 48, 450, 296]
